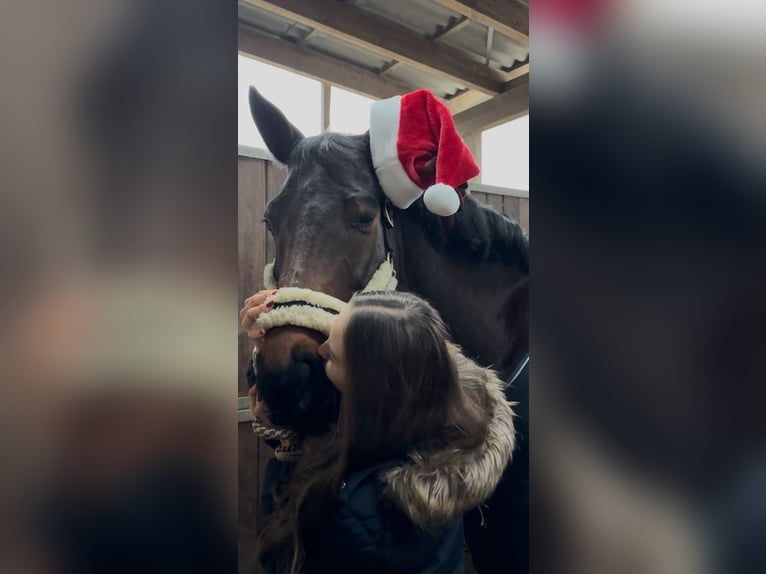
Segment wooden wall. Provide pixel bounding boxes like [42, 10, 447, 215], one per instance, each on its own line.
[237, 152, 528, 572]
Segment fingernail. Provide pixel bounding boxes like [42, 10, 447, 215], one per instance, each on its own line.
[266, 301, 274, 308]
[271, 290, 278, 295]
[258, 329, 265, 336]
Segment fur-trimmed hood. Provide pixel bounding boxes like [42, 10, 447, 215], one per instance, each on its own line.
[380, 344, 516, 530]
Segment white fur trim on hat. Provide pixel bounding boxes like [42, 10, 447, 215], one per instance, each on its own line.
[369, 96, 424, 209]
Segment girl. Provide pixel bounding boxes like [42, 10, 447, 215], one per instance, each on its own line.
[243, 290, 515, 574]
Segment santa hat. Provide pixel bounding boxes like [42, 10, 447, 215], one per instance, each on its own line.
[369, 89, 480, 216]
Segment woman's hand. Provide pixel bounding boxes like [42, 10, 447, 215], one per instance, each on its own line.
[239, 289, 278, 342]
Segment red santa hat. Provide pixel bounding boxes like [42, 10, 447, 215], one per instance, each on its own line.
[369, 89, 480, 217]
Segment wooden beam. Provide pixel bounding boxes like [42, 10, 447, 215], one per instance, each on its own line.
[238, 25, 412, 100]
[446, 63, 528, 114]
[430, 0, 529, 45]
[462, 131, 482, 183]
[453, 76, 529, 133]
[431, 16, 470, 42]
[377, 61, 401, 76]
[242, 0, 506, 95]
[444, 89, 491, 115]
[503, 62, 530, 83]
[297, 28, 318, 46]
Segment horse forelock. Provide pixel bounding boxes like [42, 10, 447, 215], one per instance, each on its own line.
[290, 131, 371, 170]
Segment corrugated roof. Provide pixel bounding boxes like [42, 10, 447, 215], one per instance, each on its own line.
[238, 0, 529, 130]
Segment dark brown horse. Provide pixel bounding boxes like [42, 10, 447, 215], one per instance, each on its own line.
[247, 86, 528, 573]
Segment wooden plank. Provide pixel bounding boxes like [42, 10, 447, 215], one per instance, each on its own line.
[502, 195, 521, 222]
[454, 75, 529, 134]
[471, 191, 489, 206]
[503, 62, 529, 82]
[377, 60, 401, 76]
[487, 192, 503, 213]
[238, 145, 275, 161]
[519, 197, 529, 232]
[265, 160, 287, 268]
[445, 89, 492, 115]
[239, 158, 267, 397]
[238, 158, 282, 574]
[430, 0, 529, 45]
[445, 63, 528, 115]
[469, 182, 528, 199]
[239, 25, 412, 100]
[297, 27, 318, 46]
[239, 422, 266, 574]
[242, 0, 506, 95]
[431, 16, 470, 41]
[462, 131, 482, 184]
[321, 82, 331, 131]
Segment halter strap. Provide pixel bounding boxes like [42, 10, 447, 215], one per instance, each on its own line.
[382, 198, 396, 258]
[507, 354, 529, 387]
[258, 258, 397, 336]
[251, 215, 399, 449]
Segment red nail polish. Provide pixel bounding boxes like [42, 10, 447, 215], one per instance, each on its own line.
[266, 301, 274, 308]
[258, 329, 265, 336]
[271, 290, 278, 294]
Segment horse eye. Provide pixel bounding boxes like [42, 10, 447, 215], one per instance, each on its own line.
[352, 216, 375, 231]
[263, 217, 273, 232]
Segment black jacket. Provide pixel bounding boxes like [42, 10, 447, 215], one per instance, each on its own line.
[260, 345, 516, 574]
[261, 458, 465, 574]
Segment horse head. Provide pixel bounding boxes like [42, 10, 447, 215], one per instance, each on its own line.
[248, 87, 391, 434]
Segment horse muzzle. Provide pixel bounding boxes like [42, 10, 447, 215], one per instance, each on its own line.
[250, 326, 339, 436]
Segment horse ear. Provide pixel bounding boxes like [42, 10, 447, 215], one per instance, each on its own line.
[249, 86, 304, 164]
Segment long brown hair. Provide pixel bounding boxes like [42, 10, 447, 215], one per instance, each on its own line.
[258, 291, 489, 572]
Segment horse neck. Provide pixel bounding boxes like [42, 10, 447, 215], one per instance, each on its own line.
[392, 203, 529, 378]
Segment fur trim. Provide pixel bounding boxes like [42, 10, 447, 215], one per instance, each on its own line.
[263, 262, 277, 290]
[254, 287, 346, 336]
[380, 344, 516, 530]
[263, 259, 396, 294]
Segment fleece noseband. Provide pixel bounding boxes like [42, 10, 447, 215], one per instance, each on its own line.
[256, 256, 397, 336]
[250, 256, 397, 459]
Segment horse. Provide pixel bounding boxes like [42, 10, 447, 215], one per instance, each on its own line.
[247, 86, 529, 573]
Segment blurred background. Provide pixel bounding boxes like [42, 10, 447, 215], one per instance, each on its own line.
[0, 1, 237, 572]
[532, 1, 766, 573]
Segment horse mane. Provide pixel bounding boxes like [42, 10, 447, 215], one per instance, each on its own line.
[412, 195, 529, 273]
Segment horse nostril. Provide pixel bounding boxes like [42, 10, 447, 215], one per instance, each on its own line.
[253, 347, 339, 436]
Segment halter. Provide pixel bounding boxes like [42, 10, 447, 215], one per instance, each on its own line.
[251, 201, 398, 458]
[257, 199, 397, 336]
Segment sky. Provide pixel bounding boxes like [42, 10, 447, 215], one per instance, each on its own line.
[238, 55, 529, 191]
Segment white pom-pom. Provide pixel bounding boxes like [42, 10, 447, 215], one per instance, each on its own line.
[423, 183, 459, 216]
